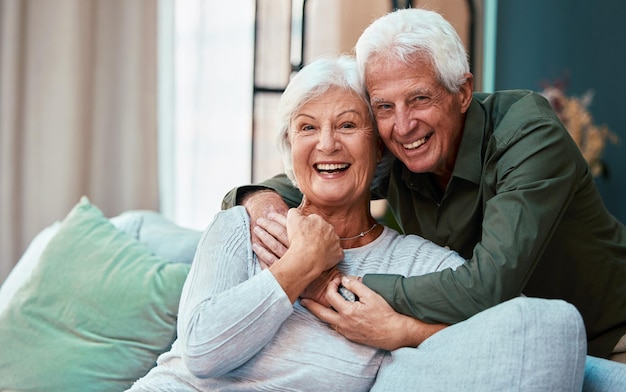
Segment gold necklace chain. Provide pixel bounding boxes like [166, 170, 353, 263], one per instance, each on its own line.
[339, 223, 378, 241]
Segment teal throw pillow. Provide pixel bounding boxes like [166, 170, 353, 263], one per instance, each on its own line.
[0, 197, 190, 391]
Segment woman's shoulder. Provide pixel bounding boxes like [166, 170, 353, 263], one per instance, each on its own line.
[209, 206, 250, 228]
[379, 226, 429, 247]
[197, 206, 251, 247]
[365, 226, 438, 259]
[380, 227, 464, 268]
[346, 226, 462, 275]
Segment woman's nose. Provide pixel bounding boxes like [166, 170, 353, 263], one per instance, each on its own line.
[318, 128, 339, 152]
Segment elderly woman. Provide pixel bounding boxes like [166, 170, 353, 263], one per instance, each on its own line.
[127, 56, 585, 391]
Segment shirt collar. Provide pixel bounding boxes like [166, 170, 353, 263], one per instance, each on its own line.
[450, 98, 485, 185]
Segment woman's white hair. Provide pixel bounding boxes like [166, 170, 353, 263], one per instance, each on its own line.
[276, 56, 373, 185]
[355, 8, 470, 92]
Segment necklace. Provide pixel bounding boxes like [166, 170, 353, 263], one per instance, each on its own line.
[339, 223, 378, 241]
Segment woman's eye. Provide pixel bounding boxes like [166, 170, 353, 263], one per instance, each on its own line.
[337, 122, 360, 133]
[301, 124, 315, 132]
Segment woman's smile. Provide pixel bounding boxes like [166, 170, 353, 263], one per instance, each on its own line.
[314, 162, 351, 174]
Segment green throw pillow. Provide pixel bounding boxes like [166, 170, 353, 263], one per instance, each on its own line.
[0, 197, 191, 391]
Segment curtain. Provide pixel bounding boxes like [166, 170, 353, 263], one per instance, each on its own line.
[0, 0, 159, 283]
[162, 0, 254, 230]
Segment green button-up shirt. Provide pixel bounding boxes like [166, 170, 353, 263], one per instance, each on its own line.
[223, 90, 626, 358]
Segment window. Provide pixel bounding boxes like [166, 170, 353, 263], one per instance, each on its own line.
[158, 0, 479, 229]
[159, 0, 255, 229]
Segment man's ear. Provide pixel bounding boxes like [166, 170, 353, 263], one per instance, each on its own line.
[459, 73, 474, 113]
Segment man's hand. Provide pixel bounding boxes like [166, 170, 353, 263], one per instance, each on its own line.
[241, 190, 289, 268]
[301, 276, 447, 350]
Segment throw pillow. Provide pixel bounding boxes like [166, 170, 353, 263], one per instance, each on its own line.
[111, 210, 202, 264]
[0, 197, 191, 391]
[0, 222, 60, 314]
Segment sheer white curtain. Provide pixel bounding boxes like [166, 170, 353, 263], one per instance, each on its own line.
[159, 0, 390, 230]
[0, 0, 159, 283]
[158, 0, 254, 230]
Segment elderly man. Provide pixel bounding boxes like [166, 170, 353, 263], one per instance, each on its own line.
[223, 7, 626, 384]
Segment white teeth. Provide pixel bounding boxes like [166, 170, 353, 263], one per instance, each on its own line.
[403, 136, 428, 150]
[316, 163, 349, 171]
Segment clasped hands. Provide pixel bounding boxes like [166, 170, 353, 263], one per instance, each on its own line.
[244, 191, 443, 350]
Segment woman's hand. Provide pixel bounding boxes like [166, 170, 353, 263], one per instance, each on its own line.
[301, 276, 447, 350]
[269, 209, 344, 303]
[283, 209, 343, 272]
[300, 268, 343, 308]
[241, 190, 289, 269]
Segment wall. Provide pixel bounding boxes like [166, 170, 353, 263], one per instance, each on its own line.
[494, 0, 626, 223]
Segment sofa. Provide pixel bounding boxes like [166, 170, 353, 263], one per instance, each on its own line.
[3, 197, 626, 391]
[0, 197, 203, 391]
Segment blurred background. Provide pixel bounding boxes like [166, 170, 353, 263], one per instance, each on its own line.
[1, 0, 624, 283]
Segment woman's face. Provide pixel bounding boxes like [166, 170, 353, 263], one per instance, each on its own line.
[289, 87, 379, 211]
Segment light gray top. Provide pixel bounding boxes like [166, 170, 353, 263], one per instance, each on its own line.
[128, 206, 463, 392]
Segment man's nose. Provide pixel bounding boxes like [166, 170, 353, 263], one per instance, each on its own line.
[394, 107, 417, 136]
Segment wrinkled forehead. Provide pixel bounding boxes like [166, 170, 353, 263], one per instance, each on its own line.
[364, 57, 442, 101]
[293, 87, 372, 119]
[365, 52, 434, 79]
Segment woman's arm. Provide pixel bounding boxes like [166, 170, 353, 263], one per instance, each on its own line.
[177, 208, 293, 378]
[177, 207, 343, 378]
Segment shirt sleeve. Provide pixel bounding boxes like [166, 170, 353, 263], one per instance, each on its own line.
[176, 207, 293, 378]
[221, 174, 303, 210]
[364, 112, 584, 324]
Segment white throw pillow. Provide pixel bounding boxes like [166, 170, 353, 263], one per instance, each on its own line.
[0, 222, 60, 314]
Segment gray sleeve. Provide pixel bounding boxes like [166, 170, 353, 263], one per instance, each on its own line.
[176, 207, 293, 378]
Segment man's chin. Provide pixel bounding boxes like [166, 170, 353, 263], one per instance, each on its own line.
[402, 159, 433, 174]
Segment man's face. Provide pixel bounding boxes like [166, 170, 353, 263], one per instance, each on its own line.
[365, 58, 472, 184]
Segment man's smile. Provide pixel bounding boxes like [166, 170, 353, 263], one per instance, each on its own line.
[402, 132, 432, 150]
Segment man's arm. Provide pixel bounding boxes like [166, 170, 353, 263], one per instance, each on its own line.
[221, 173, 303, 210]
[302, 276, 447, 350]
[364, 113, 584, 324]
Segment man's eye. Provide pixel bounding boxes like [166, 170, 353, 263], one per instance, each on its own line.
[374, 104, 392, 115]
[374, 104, 393, 118]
